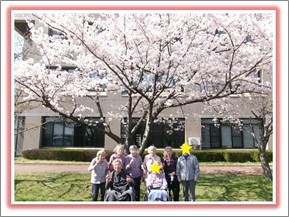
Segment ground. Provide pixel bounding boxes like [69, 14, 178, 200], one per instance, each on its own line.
[14, 163, 268, 175]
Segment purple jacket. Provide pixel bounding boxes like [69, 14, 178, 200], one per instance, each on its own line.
[125, 154, 143, 178]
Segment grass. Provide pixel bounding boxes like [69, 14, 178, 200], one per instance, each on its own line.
[14, 173, 273, 202]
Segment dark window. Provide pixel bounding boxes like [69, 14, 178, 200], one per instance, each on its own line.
[249, 69, 262, 83]
[121, 73, 184, 95]
[149, 118, 185, 148]
[48, 66, 76, 75]
[231, 127, 243, 148]
[48, 28, 67, 38]
[75, 118, 105, 147]
[201, 118, 260, 149]
[120, 117, 185, 148]
[48, 28, 69, 43]
[210, 125, 222, 148]
[41, 117, 105, 147]
[201, 120, 221, 149]
[87, 71, 107, 92]
[120, 118, 145, 147]
[242, 119, 260, 148]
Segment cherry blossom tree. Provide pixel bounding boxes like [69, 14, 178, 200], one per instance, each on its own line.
[249, 92, 273, 180]
[14, 12, 273, 154]
[204, 83, 273, 180]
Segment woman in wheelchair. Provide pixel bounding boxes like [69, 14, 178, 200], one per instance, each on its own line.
[145, 170, 169, 201]
[104, 159, 135, 201]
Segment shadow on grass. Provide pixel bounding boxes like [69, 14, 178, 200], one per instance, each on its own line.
[197, 174, 273, 201]
[14, 173, 92, 201]
[14, 173, 272, 202]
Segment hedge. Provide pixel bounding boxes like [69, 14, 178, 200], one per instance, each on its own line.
[22, 149, 114, 162]
[223, 151, 253, 163]
[22, 148, 272, 163]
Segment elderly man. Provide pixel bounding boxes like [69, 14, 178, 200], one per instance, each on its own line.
[176, 145, 200, 201]
[104, 158, 135, 201]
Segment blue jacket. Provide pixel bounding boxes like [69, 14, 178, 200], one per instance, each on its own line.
[176, 155, 200, 181]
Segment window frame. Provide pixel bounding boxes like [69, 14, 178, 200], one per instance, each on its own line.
[201, 118, 260, 149]
[40, 116, 105, 148]
[120, 117, 185, 148]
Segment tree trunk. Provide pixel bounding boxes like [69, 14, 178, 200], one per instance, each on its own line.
[138, 127, 150, 156]
[259, 149, 273, 181]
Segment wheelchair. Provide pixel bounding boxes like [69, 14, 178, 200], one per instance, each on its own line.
[104, 186, 135, 201]
[143, 188, 171, 201]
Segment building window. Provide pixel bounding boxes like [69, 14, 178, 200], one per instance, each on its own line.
[14, 20, 34, 61]
[48, 67, 108, 95]
[250, 69, 262, 83]
[120, 118, 145, 147]
[120, 117, 185, 148]
[87, 71, 107, 93]
[149, 118, 185, 148]
[201, 118, 260, 149]
[121, 73, 184, 96]
[48, 28, 68, 40]
[231, 127, 243, 148]
[41, 117, 105, 148]
[201, 119, 221, 149]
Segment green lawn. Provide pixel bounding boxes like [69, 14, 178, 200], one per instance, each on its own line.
[14, 173, 273, 202]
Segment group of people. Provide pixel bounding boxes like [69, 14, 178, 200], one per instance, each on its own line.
[88, 144, 200, 202]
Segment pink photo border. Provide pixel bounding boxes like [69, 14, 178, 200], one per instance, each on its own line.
[6, 4, 280, 211]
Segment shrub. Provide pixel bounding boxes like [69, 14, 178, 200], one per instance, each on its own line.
[22, 149, 113, 162]
[223, 151, 253, 163]
[22, 149, 53, 160]
[192, 150, 225, 162]
[22, 148, 273, 163]
[251, 150, 273, 162]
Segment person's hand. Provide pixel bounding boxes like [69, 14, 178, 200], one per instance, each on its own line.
[92, 162, 97, 168]
[95, 159, 101, 166]
[106, 175, 111, 182]
[126, 175, 132, 183]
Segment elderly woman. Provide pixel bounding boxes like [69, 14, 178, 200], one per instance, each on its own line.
[162, 146, 180, 201]
[108, 144, 126, 172]
[88, 149, 108, 201]
[105, 159, 135, 201]
[125, 145, 143, 201]
[142, 145, 162, 178]
[145, 170, 168, 201]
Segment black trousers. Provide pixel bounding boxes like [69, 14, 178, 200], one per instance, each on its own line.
[133, 176, 141, 201]
[166, 178, 180, 201]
